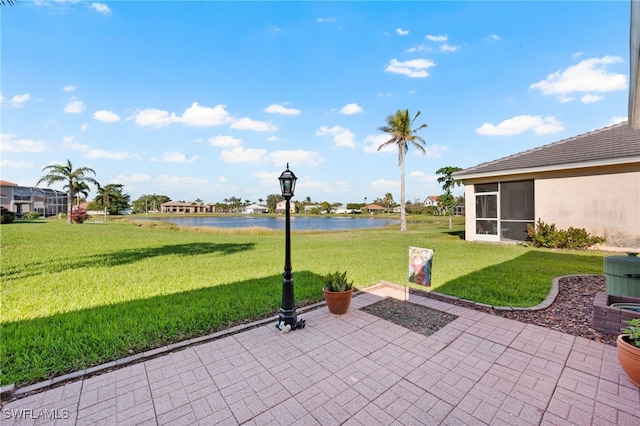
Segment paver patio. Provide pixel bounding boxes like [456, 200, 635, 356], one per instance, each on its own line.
[2, 283, 639, 425]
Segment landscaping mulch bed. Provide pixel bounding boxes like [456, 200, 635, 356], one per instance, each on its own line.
[361, 298, 458, 337]
[361, 275, 618, 346]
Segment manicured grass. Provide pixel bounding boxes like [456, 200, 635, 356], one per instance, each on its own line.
[0, 216, 607, 386]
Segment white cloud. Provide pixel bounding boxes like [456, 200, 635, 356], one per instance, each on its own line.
[441, 43, 460, 52]
[488, 34, 501, 41]
[85, 149, 139, 160]
[264, 104, 301, 116]
[162, 152, 198, 163]
[385, 58, 435, 78]
[80, 123, 89, 131]
[363, 134, 393, 153]
[61, 136, 90, 152]
[317, 17, 336, 23]
[156, 175, 211, 188]
[230, 117, 278, 131]
[610, 116, 627, 124]
[179, 102, 232, 126]
[63, 85, 77, 92]
[370, 178, 399, 193]
[132, 108, 176, 128]
[580, 94, 603, 103]
[220, 146, 268, 163]
[90, 2, 111, 14]
[530, 56, 627, 101]
[424, 144, 449, 158]
[572, 51, 584, 59]
[10, 93, 31, 107]
[315, 125, 356, 148]
[426, 34, 448, 42]
[476, 115, 564, 136]
[339, 103, 363, 115]
[267, 136, 280, 142]
[1, 159, 33, 169]
[64, 100, 85, 114]
[112, 173, 152, 184]
[396, 28, 409, 36]
[0, 134, 48, 152]
[408, 171, 437, 183]
[131, 103, 232, 128]
[268, 150, 324, 167]
[405, 44, 431, 53]
[209, 135, 242, 147]
[93, 110, 121, 123]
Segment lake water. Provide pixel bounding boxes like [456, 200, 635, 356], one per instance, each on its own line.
[145, 216, 398, 231]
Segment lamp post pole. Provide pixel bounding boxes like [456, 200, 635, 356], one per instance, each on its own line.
[278, 164, 304, 331]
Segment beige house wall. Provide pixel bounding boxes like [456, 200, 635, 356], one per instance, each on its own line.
[535, 166, 640, 249]
[462, 163, 640, 250]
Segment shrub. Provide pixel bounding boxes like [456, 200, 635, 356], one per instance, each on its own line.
[526, 219, 604, 250]
[24, 211, 41, 220]
[320, 271, 353, 292]
[69, 208, 89, 224]
[1, 207, 15, 224]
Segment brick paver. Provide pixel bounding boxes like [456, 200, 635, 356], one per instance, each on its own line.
[2, 283, 639, 425]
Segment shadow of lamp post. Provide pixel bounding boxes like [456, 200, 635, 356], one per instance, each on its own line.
[277, 163, 305, 331]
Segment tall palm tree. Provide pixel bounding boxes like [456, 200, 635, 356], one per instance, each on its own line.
[378, 109, 427, 231]
[36, 160, 98, 223]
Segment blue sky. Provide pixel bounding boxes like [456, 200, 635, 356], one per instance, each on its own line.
[1, 0, 630, 205]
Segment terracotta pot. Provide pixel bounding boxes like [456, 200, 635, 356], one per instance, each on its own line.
[323, 288, 353, 315]
[617, 334, 640, 387]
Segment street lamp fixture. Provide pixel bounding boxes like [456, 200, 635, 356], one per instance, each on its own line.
[277, 163, 305, 331]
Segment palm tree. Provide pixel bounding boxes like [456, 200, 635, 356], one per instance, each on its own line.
[68, 181, 91, 207]
[94, 184, 122, 221]
[378, 109, 427, 231]
[36, 160, 98, 223]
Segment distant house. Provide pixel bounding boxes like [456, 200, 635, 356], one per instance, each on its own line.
[424, 196, 440, 208]
[333, 204, 352, 214]
[0, 180, 67, 217]
[453, 121, 640, 249]
[362, 203, 385, 215]
[275, 200, 296, 214]
[160, 201, 211, 214]
[304, 204, 322, 213]
[243, 204, 268, 214]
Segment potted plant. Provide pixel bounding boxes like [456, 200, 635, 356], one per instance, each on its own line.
[321, 271, 353, 315]
[617, 318, 640, 387]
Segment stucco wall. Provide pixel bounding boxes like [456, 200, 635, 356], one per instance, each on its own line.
[535, 168, 640, 249]
[462, 164, 640, 250]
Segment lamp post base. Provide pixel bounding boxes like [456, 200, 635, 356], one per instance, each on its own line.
[276, 318, 305, 331]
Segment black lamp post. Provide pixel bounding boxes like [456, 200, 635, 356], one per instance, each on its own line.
[277, 163, 305, 330]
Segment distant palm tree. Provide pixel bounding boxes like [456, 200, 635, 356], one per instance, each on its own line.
[68, 181, 91, 207]
[94, 184, 122, 221]
[378, 109, 427, 231]
[36, 160, 98, 223]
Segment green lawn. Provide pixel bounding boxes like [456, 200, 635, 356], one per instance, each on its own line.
[0, 216, 607, 386]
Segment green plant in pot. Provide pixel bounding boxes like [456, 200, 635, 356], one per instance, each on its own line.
[321, 271, 353, 315]
[617, 318, 640, 387]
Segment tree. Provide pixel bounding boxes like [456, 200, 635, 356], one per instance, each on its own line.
[436, 166, 463, 229]
[36, 160, 98, 223]
[132, 194, 170, 214]
[92, 184, 130, 220]
[68, 181, 91, 207]
[378, 109, 427, 231]
[266, 194, 284, 213]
